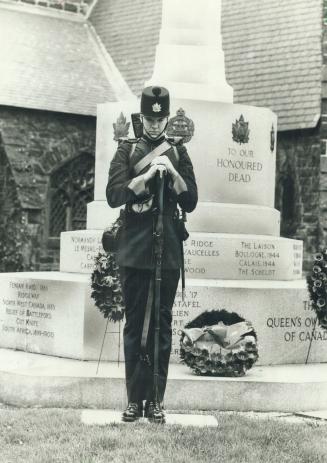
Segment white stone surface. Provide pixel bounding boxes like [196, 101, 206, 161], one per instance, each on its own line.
[60, 229, 302, 281]
[87, 200, 117, 230]
[146, 0, 233, 102]
[60, 230, 103, 274]
[2, 274, 325, 366]
[94, 100, 277, 208]
[186, 202, 280, 235]
[87, 200, 281, 236]
[0, 272, 111, 361]
[2, 347, 327, 382]
[1, 349, 327, 412]
[170, 279, 320, 365]
[96, 279, 327, 366]
[81, 409, 218, 427]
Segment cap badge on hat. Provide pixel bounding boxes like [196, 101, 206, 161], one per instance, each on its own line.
[152, 102, 161, 112]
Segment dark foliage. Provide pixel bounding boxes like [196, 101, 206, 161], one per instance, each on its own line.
[90, 251, 125, 322]
[0, 202, 32, 272]
[306, 249, 327, 330]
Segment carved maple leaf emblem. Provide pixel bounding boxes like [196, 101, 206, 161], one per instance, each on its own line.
[113, 112, 130, 141]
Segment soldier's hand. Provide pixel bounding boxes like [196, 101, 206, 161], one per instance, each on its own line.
[151, 155, 178, 179]
[143, 164, 164, 183]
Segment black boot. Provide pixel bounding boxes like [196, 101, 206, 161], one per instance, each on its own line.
[122, 402, 143, 422]
[144, 401, 165, 424]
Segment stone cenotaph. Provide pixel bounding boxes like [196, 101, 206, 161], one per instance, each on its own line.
[1, 0, 327, 366]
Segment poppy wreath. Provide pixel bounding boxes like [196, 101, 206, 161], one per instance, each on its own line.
[91, 251, 125, 322]
[180, 309, 258, 377]
[306, 249, 327, 330]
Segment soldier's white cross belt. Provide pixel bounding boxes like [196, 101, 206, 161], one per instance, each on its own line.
[133, 140, 172, 175]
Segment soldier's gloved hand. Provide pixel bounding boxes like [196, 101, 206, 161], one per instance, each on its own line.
[151, 155, 178, 180]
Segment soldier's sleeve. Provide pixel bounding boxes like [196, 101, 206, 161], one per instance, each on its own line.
[106, 142, 150, 208]
[171, 144, 198, 213]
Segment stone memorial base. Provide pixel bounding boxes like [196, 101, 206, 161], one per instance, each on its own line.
[0, 273, 326, 366]
[0, 272, 109, 361]
[87, 200, 281, 236]
[1, 348, 327, 412]
[60, 229, 303, 281]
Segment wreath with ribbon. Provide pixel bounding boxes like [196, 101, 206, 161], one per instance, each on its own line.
[306, 249, 327, 330]
[180, 309, 258, 377]
[90, 251, 125, 322]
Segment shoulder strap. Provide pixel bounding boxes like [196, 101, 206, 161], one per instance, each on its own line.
[129, 142, 137, 160]
[133, 140, 171, 175]
[172, 145, 179, 162]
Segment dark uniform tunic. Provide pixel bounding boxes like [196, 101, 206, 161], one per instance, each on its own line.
[106, 133, 197, 403]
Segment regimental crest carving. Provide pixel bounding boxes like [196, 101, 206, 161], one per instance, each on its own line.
[232, 114, 250, 144]
[167, 108, 195, 143]
[152, 102, 162, 113]
[270, 123, 275, 152]
[113, 112, 130, 141]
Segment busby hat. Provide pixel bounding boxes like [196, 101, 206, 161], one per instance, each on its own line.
[140, 86, 170, 118]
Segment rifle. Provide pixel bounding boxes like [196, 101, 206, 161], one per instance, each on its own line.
[153, 166, 166, 403]
[135, 166, 165, 404]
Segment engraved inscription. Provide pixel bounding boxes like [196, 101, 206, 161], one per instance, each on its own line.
[171, 290, 200, 357]
[183, 239, 220, 276]
[70, 235, 102, 271]
[217, 146, 263, 184]
[236, 241, 279, 277]
[1, 281, 55, 339]
[265, 304, 327, 343]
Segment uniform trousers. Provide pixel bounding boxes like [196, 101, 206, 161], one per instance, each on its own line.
[119, 266, 180, 403]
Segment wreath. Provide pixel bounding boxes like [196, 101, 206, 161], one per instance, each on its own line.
[90, 251, 125, 322]
[180, 309, 258, 377]
[306, 249, 327, 330]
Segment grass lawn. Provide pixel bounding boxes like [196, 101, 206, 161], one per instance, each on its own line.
[0, 407, 326, 463]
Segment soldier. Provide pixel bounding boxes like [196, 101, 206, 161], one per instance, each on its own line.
[106, 86, 197, 423]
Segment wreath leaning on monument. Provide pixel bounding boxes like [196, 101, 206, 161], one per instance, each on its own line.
[91, 250, 125, 322]
[180, 309, 259, 377]
[306, 248, 327, 330]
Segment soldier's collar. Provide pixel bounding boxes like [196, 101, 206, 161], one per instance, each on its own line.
[141, 133, 166, 145]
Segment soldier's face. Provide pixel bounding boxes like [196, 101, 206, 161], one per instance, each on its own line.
[142, 116, 168, 139]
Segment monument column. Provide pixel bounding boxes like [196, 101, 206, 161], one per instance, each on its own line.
[146, 0, 233, 102]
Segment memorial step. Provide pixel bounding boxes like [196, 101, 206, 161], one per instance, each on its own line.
[1, 273, 324, 366]
[1, 348, 327, 413]
[87, 200, 281, 236]
[60, 230, 303, 281]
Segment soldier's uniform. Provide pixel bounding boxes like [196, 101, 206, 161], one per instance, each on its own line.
[106, 86, 197, 422]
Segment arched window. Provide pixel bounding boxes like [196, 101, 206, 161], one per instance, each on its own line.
[49, 153, 94, 237]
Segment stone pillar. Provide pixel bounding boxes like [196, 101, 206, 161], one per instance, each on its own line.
[145, 0, 233, 102]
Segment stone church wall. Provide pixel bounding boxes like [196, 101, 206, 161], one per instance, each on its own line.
[276, 128, 321, 272]
[0, 106, 96, 271]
